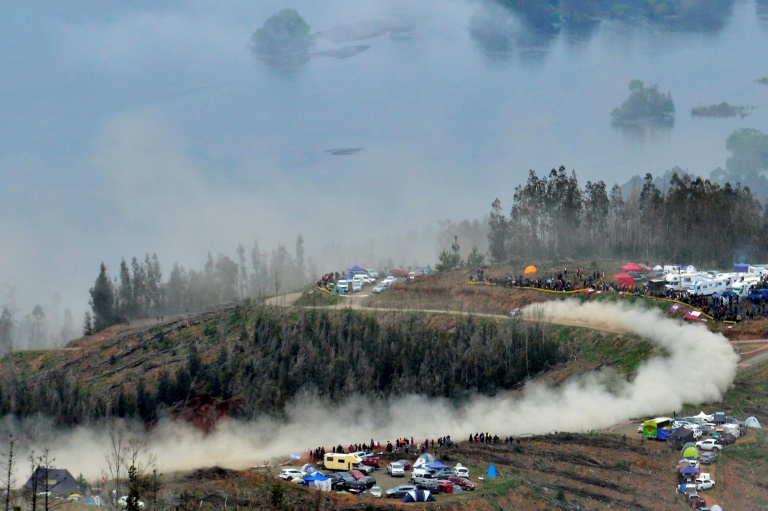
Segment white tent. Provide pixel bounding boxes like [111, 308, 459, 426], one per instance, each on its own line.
[746, 416, 762, 428]
[693, 411, 713, 421]
[685, 265, 697, 273]
[653, 265, 663, 271]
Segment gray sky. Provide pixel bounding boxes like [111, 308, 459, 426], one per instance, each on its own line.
[2, 0, 768, 320]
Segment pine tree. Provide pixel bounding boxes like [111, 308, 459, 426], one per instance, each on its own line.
[89, 263, 116, 332]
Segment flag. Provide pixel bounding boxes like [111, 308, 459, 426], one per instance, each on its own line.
[684, 310, 701, 320]
[670, 304, 680, 312]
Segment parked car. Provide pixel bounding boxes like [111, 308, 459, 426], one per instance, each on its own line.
[416, 479, 441, 492]
[432, 469, 453, 480]
[385, 485, 417, 498]
[453, 464, 469, 478]
[366, 269, 380, 280]
[699, 452, 717, 464]
[397, 459, 412, 471]
[348, 469, 365, 480]
[351, 280, 363, 292]
[695, 473, 714, 491]
[696, 439, 724, 451]
[354, 463, 375, 475]
[684, 427, 703, 440]
[441, 476, 477, 490]
[387, 462, 405, 477]
[362, 456, 380, 469]
[699, 423, 716, 434]
[383, 276, 397, 286]
[358, 475, 377, 489]
[368, 486, 382, 498]
[279, 468, 303, 480]
[330, 473, 366, 492]
[373, 283, 386, 293]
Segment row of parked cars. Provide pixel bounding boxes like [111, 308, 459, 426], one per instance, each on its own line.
[386, 462, 476, 497]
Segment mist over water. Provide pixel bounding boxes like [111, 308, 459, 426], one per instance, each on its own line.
[10, 301, 738, 479]
[2, 0, 768, 337]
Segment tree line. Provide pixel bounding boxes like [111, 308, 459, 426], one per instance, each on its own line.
[85, 237, 309, 334]
[0, 305, 566, 426]
[488, 166, 768, 266]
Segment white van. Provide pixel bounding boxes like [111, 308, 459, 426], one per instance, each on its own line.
[351, 279, 363, 292]
[453, 463, 469, 478]
[337, 280, 349, 293]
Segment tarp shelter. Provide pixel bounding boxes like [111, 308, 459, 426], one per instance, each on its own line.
[657, 428, 671, 441]
[413, 453, 436, 467]
[425, 461, 449, 470]
[682, 446, 699, 459]
[680, 465, 700, 476]
[402, 490, 436, 503]
[524, 265, 537, 274]
[746, 416, 762, 428]
[304, 473, 331, 492]
[487, 464, 497, 478]
[667, 428, 694, 448]
[622, 263, 643, 272]
[614, 272, 634, 288]
[734, 263, 750, 273]
[347, 265, 365, 272]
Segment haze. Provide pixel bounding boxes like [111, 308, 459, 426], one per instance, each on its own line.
[2, 0, 768, 323]
[10, 300, 738, 479]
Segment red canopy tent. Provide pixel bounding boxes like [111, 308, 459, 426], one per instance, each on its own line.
[621, 263, 643, 272]
[614, 272, 634, 288]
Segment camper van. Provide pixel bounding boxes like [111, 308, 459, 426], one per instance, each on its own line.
[323, 453, 363, 471]
[689, 278, 727, 297]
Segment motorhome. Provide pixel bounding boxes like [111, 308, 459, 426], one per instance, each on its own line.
[688, 278, 727, 297]
[323, 453, 363, 471]
[666, 272, 705, 292]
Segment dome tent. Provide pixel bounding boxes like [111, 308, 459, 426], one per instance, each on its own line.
[746, 416, 762, 428]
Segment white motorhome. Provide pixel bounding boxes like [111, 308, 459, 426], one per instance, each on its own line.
[689, 278, 727, 297]
[666, 272, 706, 291]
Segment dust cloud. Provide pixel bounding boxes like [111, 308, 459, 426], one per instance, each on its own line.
[12, 301, 738, 479]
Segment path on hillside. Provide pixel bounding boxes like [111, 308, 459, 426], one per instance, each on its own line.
[266, 291, 768, 368]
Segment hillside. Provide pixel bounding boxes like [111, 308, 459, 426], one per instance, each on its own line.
[4, 266, 768, 509]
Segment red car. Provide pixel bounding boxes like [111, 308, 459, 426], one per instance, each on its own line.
[348, 470, 365, 480]
[362, 456, 380, 469]
[443, 476, 477, 490]
[397, 459, 412, 471]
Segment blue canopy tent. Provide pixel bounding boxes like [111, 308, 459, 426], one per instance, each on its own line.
[402, 490, 436, 503]
[304, 473, 328, 481]
[348, 265, 365, 272]
[425, 461, 449, 470]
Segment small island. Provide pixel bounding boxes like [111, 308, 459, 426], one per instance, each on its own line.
[692, 102, 754, 118]
[610, 79, 675, 124]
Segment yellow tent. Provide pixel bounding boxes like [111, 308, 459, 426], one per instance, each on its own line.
[524, 265, 537, 274]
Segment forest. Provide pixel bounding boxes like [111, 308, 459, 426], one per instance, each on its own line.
[0, 305, 566, 427]
[488, 167, 768, 266]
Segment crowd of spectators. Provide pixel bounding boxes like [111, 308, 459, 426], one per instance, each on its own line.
[471, 266, 768, 322]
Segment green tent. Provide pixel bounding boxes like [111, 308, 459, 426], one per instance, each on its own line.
[682, 446, 699, 459]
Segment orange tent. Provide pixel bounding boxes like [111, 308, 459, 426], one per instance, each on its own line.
[524, 265, 537, 274]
